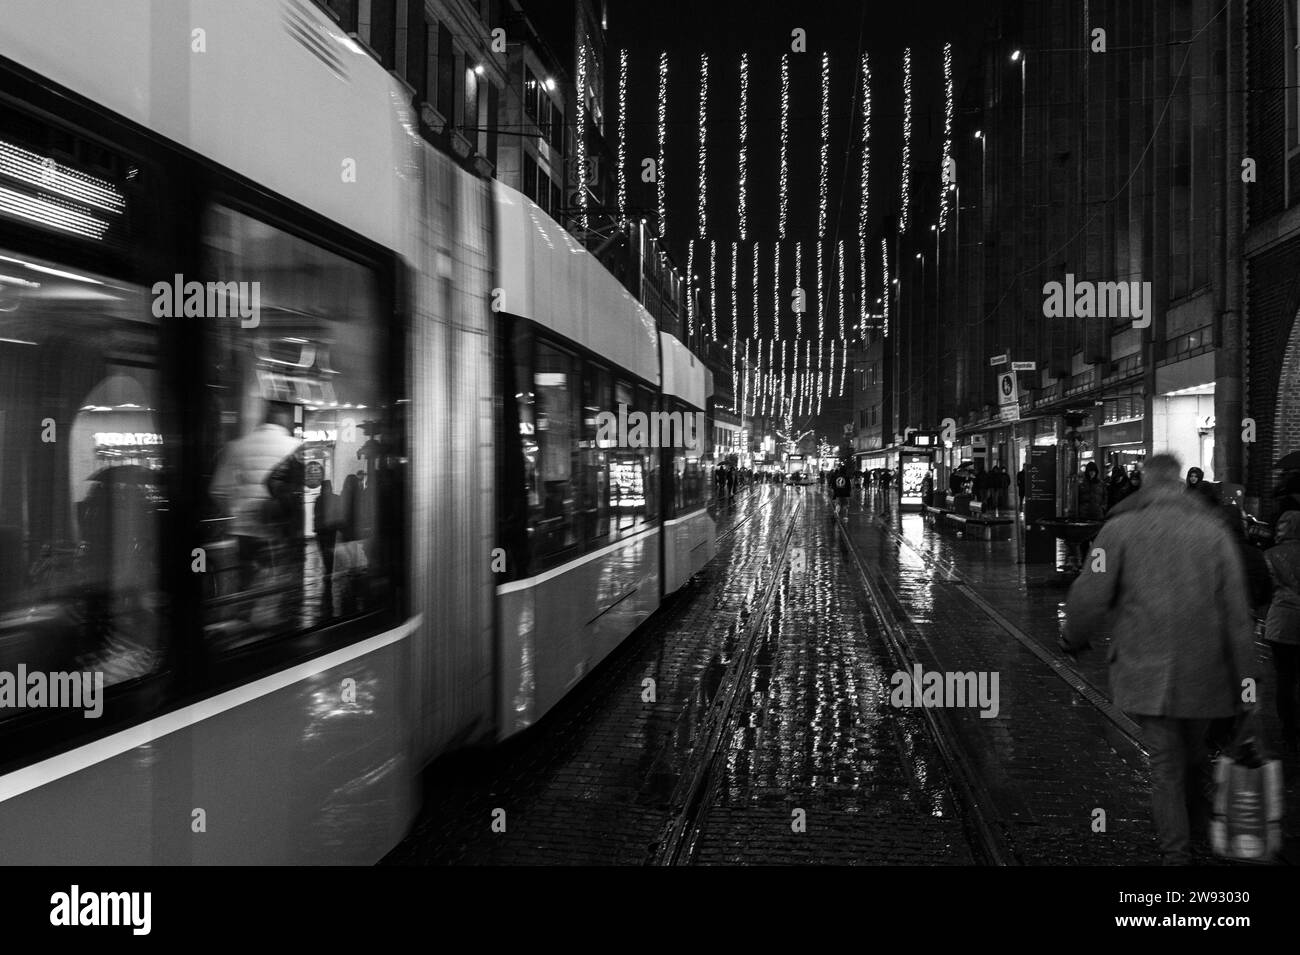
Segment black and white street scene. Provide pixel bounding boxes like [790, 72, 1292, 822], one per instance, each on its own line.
[0, 1, 1295, 921]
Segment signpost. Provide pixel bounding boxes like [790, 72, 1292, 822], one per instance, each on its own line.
[1023, 445, 1058, 562]
[997, 371, 1020, 422]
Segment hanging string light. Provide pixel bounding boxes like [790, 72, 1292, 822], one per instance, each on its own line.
[709, 240, 717, 340]
[773, 242, 781, 406]
[698, 53, 709, 238]
[838, 339, 847, 397]
[940, 42, 954, 232]
[901, 48, 912, 233]
[817, 239, 825, 404]
[730, 240, 739, 337]
[687, 241, 696, 339]
[795, 343, 806, 420]
[837, 239, 846, 341]
[752, 241, 760, 340]
[816, 340, 824, 416]
[738, 52, 749, 242]
[657, 50, 668, 237]
[748, 340, 759, 418]
[779, 53, 790, 239]
[730, 241, 738, 411]
[819, 52, 830, 238]
[576, 38, 589, 230]
[794, 241, 802, 340]
[618, 49, 628, 223]
[859, 52, 871, 335]
[881, 238, 890, 338]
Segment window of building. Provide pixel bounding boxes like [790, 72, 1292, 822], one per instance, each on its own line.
[464, 64, 480, 136]
[524, 71, 540, 128]
[321, 0, 358, 32]
[436, 27, 455, 121]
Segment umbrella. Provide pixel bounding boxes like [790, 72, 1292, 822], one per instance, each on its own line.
[1276, 451, 1300, 470]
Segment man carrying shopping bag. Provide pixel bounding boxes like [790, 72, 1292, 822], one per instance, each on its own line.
[1062, 454, 1259, 865]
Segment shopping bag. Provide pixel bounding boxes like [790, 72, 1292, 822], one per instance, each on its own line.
[1209, 723, 1284, 862]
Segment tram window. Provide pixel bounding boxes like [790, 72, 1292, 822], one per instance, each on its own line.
[200, 205, 397, 654]
[531, 341, 579, 567]
[639, 386, 659, 524]
[610, 379, 642, 533]
[668, 401, 706, 518]
[0, 252, 166, 719]
[581, 362, 611, 547]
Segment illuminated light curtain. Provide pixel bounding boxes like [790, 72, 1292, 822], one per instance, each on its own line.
[657, 50, 668, 237]
[901, 48, 912, 232]
[576, 38, 589, 230]
[859, 52, 871, 337]
[698, 56, 710, 237]
[618, 49, 628, 223]
[686, 240, 695, 338]
[738, 52, 749, 242]
[940, 42, 954, 232]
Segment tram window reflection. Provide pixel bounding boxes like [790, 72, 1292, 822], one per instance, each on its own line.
[531, 341, 579, 566]
[200, 205, 398, 653]
[0, 251, 165, 718]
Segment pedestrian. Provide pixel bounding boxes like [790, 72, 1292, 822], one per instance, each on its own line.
[1016, 466, 1026, 506]
[1263, 510, 1300, 757]
[1071, 461, 1107, 571]
[831, 465, 852, 518]
[973, 463, 989, 509]
[1062, 454, 1256, 865]
[921, 470, 934, 508]
[1185, 467, 1216, 509]
[314, 478, 341, 602]
[1107, 462, 1131, 510]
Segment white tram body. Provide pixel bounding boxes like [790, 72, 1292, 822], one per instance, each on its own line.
[0, 0, 712, 864]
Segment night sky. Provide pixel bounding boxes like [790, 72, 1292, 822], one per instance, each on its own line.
[604, 0, 988, 346]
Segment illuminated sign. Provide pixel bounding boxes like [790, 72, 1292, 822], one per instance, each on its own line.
[93, 432, 161, 447]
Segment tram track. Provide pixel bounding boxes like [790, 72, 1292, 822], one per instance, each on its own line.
[833, 508, 1018, 867]
[874, 517, 1147, 756]
[654, 494, 803, 866]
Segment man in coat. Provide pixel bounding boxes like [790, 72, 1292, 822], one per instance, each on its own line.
[1062, 453, 1257, 865]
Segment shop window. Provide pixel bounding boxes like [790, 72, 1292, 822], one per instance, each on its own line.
[0, 253, 165, 717]
[200, 205, 397, 654]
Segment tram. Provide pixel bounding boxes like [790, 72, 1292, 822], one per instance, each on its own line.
[0, 0, 713, 863]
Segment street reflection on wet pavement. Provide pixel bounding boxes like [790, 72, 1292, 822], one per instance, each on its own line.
[383, 484, 973, 865]
[383, 483, 1299, 865]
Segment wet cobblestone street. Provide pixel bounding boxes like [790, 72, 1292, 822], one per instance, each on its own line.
[384, 484, 1300, 866]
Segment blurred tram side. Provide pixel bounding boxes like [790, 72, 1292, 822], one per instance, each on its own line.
[0, 0, 713, 864]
